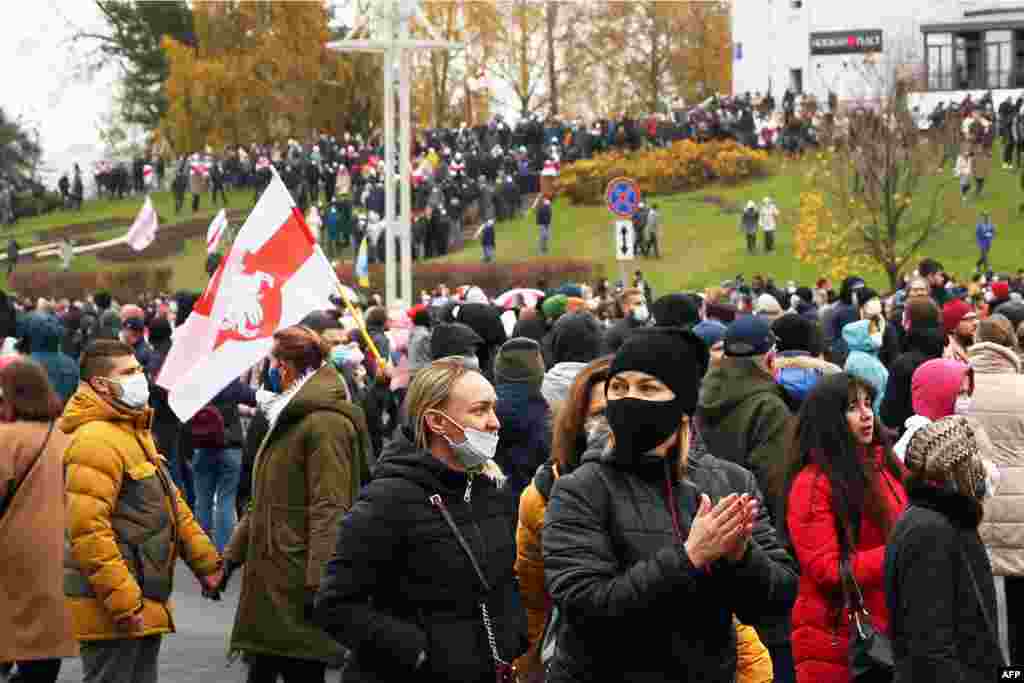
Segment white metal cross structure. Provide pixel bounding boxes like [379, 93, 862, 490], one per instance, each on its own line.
[328, 0, 463, 307]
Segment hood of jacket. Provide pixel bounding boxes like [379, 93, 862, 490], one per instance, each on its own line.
[773, 351, 841, 374]
[911, 358, 970, 421]
[275, 364, 367, 432]
[19, 312, 64, 353]
[496, 382, 549, 438]
[904, 325, 946, 359]
[376, 427, 486, 498]
[843, 319, 881, 355]
[968, 341, 1021, 375]
[698, 361, 786, 424]
[844, 351, 889, 413]
[540, 362, 587, 407]
[60, 382, 154, 435]
[906, 480, 983, 529]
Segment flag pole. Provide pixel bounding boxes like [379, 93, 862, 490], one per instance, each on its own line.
[314, 243, 389, 369]
[335, 282, 389, 370]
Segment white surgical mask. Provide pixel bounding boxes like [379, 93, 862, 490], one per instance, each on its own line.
[433, 411, 499, 469]
[114, 374, 150, 409]
[955, 394, 972, 415]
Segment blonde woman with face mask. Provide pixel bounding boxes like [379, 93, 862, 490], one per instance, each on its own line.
[315, 358, 528, 683]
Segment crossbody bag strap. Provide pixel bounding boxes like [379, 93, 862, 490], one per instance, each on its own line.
[0, 420, 55, 522]
[429, 494, 510, 667]
[429, 493, 491, 593]
[960, 531, 1009, 667]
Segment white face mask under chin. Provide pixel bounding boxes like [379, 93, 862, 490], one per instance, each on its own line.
[112, 374, 150, 409]
[955, 395, 972, 415]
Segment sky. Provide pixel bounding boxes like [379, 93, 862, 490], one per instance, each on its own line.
[0, 1, 118, 185]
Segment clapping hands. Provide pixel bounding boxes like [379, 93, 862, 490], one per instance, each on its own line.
[684, 493, 758, 570]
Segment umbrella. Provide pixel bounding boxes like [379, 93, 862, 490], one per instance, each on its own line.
[494, 288, 545, 310]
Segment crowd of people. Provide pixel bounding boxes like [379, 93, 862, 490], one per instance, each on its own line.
[0, 251, 1020, 683]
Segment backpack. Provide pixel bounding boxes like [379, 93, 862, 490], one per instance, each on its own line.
[189, 406, 226, 449]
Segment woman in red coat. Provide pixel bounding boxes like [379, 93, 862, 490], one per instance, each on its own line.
[782, 373, 907, 683]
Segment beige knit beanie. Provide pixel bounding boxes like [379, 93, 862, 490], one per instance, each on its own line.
[905, 415, 990, 498]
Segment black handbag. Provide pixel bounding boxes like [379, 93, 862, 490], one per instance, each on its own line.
[429, 494, 517, 683]
[841, 557, 894, 683]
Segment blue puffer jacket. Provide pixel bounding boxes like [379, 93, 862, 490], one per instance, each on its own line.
[495, 382, 551, 503]
[842, 320, 889, 414]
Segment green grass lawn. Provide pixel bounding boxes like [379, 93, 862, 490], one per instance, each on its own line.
[443, 152, 1024, 296]
[8, 149, 1024, 298]
[2, 189, 256, 291]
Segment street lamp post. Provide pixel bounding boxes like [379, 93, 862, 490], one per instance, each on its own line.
[328, 0, 462, 306]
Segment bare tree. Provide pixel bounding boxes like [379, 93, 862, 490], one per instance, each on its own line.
[795, 67, 954, 289]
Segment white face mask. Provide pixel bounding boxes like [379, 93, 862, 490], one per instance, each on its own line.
[433, 411, 499, 469]
[112, 374, 150, 409]
[631, 304, 650, 323]
[955, 394, 972, 415]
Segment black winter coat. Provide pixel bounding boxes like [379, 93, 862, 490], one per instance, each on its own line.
[543, 443, 798, 682]
[880, 326, 945, 432]
[885, 483, 1003, 683]
[315, 433, 528, 683]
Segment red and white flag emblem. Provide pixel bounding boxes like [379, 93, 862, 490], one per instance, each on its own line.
[157, 169, 336, 422]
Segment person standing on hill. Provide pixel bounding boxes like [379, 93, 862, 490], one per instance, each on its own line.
[975, 212, 995, 272]
[741, 201, 759, 254]
[760, 197, 779, 253]
[535, 196, 552, 255]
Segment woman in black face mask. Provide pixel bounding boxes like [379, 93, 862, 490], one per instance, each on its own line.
[543, 328, 798, 683]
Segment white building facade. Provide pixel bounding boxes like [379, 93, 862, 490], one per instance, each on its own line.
[732, 0, 1024, 110]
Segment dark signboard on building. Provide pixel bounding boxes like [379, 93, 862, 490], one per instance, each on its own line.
[809, 29, 883, 55]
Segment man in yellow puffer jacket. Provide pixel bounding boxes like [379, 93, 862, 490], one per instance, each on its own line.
[61, 341, 223, 683]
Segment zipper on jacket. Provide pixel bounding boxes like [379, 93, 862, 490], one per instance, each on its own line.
[464, 472, 475, 503]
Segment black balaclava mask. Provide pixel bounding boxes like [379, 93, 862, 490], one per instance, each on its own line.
[605, 328, 708, 463]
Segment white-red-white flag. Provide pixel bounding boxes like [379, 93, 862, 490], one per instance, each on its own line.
[206, 208, 229, 254]
[125, 196, 158, 251]
[157, 168, 336, 422]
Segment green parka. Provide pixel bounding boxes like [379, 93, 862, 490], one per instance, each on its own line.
[696, 361, 792, 520]
[225, 364, 372, 662]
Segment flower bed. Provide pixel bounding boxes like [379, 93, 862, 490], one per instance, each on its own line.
[560, 140, 771, 206]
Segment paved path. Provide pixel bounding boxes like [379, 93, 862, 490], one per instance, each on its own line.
[56, 563, 344, 683]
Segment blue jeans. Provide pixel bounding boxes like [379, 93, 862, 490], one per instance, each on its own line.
[192, 447, 241, 552]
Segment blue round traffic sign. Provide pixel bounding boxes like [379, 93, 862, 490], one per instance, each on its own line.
[605, 177, 641, 218]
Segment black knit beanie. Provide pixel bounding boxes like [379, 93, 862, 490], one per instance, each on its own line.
[607, 327, 709, 415]
[772, 313, 815, 353]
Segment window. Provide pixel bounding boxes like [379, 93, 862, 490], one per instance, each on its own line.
[954, 32, 983, 89]
[927, 32, 953, 90]
[985, 29, 1012, 88]
[791, 68, 804, 93]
